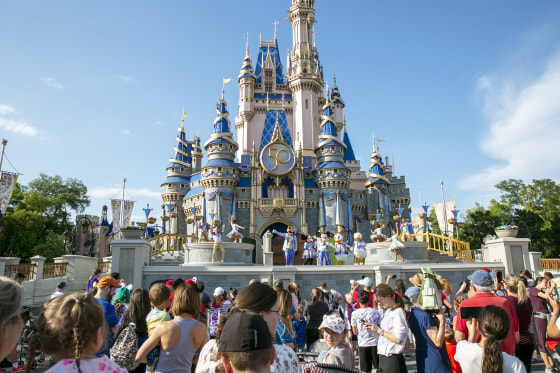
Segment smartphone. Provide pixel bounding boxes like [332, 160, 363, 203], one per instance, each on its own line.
[460, 306, 482, 319]
[496, 271, 503, 283]
[392, 274, 398, 279]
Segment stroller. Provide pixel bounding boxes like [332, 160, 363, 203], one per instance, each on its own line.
[17, 307, 53, 371]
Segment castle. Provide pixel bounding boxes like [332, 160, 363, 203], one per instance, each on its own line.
[160, 0, 411, 253]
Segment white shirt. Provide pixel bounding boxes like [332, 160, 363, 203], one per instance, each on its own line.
[351, 308, 380, 347]
[377, 307, 408, 357]
[50, 290, 64, 299]
[455, 340, 526, 373]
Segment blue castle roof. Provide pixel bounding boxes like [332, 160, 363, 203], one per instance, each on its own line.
[259, 110, 293, 152]
[365, 144, 389, 188]
[316, 99, 346, 149]
[254, 40, 284, 85]
[168, 124, 193, 168]
[343, 128, 356, 161]
[204, 96, 238, 149]
[238, 41, 257, 81]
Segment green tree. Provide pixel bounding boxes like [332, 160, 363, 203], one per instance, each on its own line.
[459, 204, 503, 250]
[0, 174, 90, 261]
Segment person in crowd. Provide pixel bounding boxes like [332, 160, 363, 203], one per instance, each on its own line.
[528, 276, 554, 372]
[273, 279, 284, 291]
[14, 272, 25, 285]
[0, 277, 24, 363]
[136, 283, 208, 373]
[304, 287, 330, 350]
[94, 276, 121, 357]
[455, 305, 526, 373]
[364, 284, 408, 373]
[212, 287, 232, 315]
[293, 304, 307, 352]
[409, 273, 423, 289]
[444, 328, 461, 373]
[38, 293, 128, 373]
[50, 281, 67, 299]
[287, 282, 300, 311]
[351, 290, 381, 372]
[503, 275, 533, 373]
[395, 279, 406, 298]
[318, 314, 354, 369]
[146, 283, 171, 373]
[86, 268, 102, 293]
[218, 312, 275, 373]
[455, 270, 519, 357]
[5, 274, 25, 372]
[115, 288, 150, 373]
[112, 287, 131, 322]
[406, 286, 451, 373]
[229, 287, 237, 304]
[275, 289, 295, 348]
[519, 270, 534, 287]
[439, 279, 453, 306]
[345, 280, 360, 352]
[353, 277, 374, 308]
[111, 272, 126, 288]
[546, 293, 560, 338]
[195, 282, 300, 373]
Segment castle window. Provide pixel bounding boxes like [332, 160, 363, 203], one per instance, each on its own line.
[218, 167, 222, 172]
[305, 99, 308, 109]
[307, 190, 314, 194]
[265, 83, 272, 92]
[265, 70, 272, 78]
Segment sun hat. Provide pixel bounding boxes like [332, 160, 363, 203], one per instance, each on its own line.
[409, 273, 423, 287]
[97, 276, 122, 288]
[468, 270, 493, 287]
[218, 312, 272, 352]
[319, 314, 346, 334]
[214, 287, 225, 296]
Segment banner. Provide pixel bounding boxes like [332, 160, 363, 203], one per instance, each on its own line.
[122, 200, 134, 227]
[111, 199, 122, 233]
[433, 201, 455, 237]
[0, 171, 18, 214]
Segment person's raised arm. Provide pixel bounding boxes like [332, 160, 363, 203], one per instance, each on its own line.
[426, 308, 446, 348]
[547, 295, 560, 339]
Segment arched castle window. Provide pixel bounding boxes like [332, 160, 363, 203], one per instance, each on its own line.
[305, 99, 308, 109]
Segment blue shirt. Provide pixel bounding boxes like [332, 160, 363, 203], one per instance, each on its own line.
[408, 307, 451, 373]
[275, 320, 294, 344]
[96, 297, 118, 357]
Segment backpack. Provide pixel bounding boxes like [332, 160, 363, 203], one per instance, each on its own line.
[208, 307, 222, 337]
[419, 267, 443, 312]
[110, 322, 140, 370]
[324, 291, 337, 312]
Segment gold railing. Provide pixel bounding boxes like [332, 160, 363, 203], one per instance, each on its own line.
[43, 262, 68, 279]
[410, 232, 473, 262]
[4, 264, 36, 280]
[539, 259, 560, 273]
[148, 233, 191, 256]
[99, 261, 112, 274]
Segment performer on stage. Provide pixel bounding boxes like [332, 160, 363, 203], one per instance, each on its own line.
[389, 228, 405, 261]
[211, 221, 225, 263]
[353, 232, 367, 265]
[198, 219, 210, 242]
[272, 226, 298, 266]
[400, 219, 413, 241]
[302, 235, 318, 265]
[334, 233, 351, 265]
[317, 233, 332, 266]
[370, 224, 387, 242]
[226, 216, 245, 243]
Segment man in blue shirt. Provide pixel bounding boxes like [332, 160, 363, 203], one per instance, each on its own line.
[94, 276, 121, 356]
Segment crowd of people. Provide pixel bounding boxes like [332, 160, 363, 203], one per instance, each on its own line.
[1, 267, 560, 373]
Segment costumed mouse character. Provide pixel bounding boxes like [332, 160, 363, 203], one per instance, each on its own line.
[301, 235, 317, 265]
[272, 226, 298, 265]
[353, 232, 367, 265]
[317, 233, 333, 266]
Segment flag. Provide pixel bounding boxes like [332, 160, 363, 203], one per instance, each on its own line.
[0, 171, 18, 214]
[223, 78, 232, 84]
[182, 109, 187, 118]
[377, 139, 386, 143]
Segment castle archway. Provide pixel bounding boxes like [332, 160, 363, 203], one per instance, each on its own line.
[257, 218, 310, 266]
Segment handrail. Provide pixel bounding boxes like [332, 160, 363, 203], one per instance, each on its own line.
[43, 262, 68, 279]
[4, 263, 36, 280]
[148, 233, 192, 256]
[410, 232, 472, 262]
[539, 258, 560, 273]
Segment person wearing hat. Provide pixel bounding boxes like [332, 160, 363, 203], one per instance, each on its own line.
[212, 287, 233, 315]
[352, 277, 374, 308]
[455, 270, 519, 357]
[318, 314, 354, 369]
[406, 286, 452, 373]
[50, 281, 67, 299]
[218, 312, 275, 373]
[409, 272, 423, 288]
[272, 226, 298, 266]
[94, 276, 121, 356]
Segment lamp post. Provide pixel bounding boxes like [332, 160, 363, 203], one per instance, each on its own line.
[62, 230, 70, 254]
[77, 215, 95, 257]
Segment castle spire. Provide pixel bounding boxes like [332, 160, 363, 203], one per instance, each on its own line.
[364, 134, 389, 188]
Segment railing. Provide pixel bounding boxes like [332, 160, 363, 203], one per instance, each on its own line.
[4, 263, 36, 280]
[99, 261, 112, 274]
[410, 232, 473, 262]
[539, 259, 560, 273]
[149, 233, 191, 256]
[43, 262, 68, 279]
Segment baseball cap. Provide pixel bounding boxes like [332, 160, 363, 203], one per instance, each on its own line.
[319, 314, 346, 334]
[218, 312, 272, 352]
[97, 276, 122, 288]
[360, 277, 373, 288]
[404, 286, 420, 298]
[468, 270, 493, 287]
[185, 279, 196, 286]
[56, 281, 67, 290]
[214, 287, 225, 296]
[166, 280, 173, 286]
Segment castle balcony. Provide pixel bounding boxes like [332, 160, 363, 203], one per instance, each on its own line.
[259, 198, 298, 218]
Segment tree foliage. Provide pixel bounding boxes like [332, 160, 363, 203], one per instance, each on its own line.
[0, 174, 90, 261]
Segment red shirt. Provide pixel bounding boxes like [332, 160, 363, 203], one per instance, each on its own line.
[455, 292, 519, 355]
[445, 341, 462, 373]
[352, 289, 374, 308]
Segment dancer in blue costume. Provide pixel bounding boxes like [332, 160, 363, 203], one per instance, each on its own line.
[272, 226, 298, 265]
[302, 235, 317, 265]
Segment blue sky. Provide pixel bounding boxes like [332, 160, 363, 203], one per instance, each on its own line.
[1, 1, 560, 224]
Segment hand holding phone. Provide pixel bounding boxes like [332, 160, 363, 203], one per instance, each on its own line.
[460, 306, 482, 320]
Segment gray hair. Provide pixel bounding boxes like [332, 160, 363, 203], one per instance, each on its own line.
[473, 283, 494, 293]
[0, 277, 23, 328]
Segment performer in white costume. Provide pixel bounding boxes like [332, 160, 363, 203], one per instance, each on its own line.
[353, 232, 367, 265]
[334, 233, 351, 265]
[302, 235, 317, 265]
[226, 216, 245, 243]
[317, 233, 332, 266]
[389, 229, 405, 261]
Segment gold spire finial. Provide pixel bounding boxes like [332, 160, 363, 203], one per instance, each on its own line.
[273, 19, 279, 41]
[245, 33, 250, 57]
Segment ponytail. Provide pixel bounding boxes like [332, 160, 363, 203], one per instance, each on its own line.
[391, 291, 405, 311]
[72, 300, 85, 373]
[482, 335, 503, 373]
[478, 305, 509, 373]
[516, 279, 527, 304]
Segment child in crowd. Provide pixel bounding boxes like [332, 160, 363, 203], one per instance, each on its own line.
[38, 294, 127, 373]
[145, 283, 171, 373]
[293, 304, 307, 352]
[444, 327, 462, 373]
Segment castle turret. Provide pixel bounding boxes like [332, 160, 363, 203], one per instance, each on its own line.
[314, 91, 350, 233]
[330, 76, 345, 134]
[201, 92, 240, 225]
[237, 36, 256, 125]
[365, 136, 391, 221]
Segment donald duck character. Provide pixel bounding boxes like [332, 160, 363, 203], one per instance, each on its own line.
[272, 226, 298, 265]
[334, 233, 351, 265]
[353, 232, 367, 265]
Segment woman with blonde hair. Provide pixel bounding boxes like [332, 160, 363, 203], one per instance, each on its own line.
[503, 275, 533, 373]
[276, 288, 296, 348]
[0, 277, 24, 362]
[287, 282, 300, 311]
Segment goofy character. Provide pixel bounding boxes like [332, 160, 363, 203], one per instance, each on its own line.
[272, 226, 298, 265]
[353, 232, 367, 265]
[317, 233, 333, 266]
[334, 233, 351, 265]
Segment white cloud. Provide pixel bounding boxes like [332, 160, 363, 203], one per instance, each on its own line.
[0, 104, 15, 115]
[122, 129, 131, 135]
[118, 75, 135, 83]
[88, 186, 161, 200]
[0, 117, 39, 137]
[150, 120, 163, 126]
[42, 77, 64, 89]
[462, 51, 560, 191]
